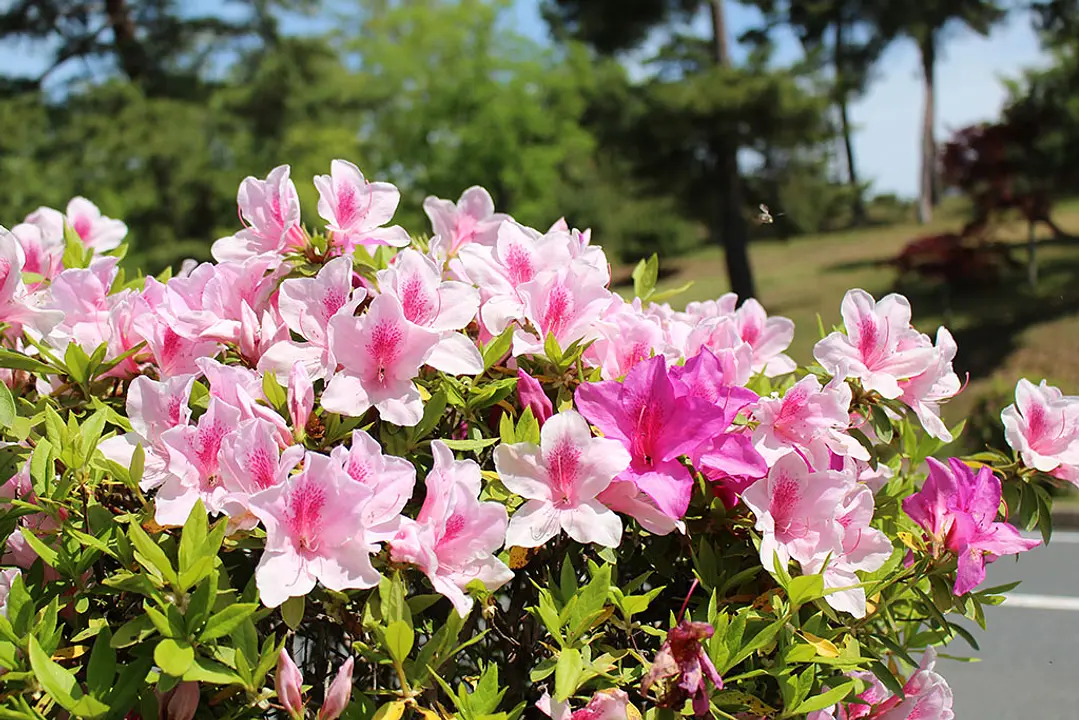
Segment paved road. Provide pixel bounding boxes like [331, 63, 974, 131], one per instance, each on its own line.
[942, 531, 1079, 719]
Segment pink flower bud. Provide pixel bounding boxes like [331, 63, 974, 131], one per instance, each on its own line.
[318, 656, 354, 720]
[239, 301, 260, 362]
[275, 649, 304, 719]
[165, 682, 199, 720]
[288, 362, 314, 437]
[516, 369, 552, 424]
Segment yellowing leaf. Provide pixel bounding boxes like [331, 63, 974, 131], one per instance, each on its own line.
[372, 701, 406, 720]
[51, 645, 88, 661]
[801, 632, 840, 658]
[896, 531, 921, 552]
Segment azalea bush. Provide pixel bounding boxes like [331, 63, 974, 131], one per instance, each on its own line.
[0, 160, 1067, 720]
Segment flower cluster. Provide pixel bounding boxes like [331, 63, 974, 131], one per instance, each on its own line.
[0, 160, 1058, 720]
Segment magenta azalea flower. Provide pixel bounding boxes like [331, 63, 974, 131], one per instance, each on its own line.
[903, 457, 1039, 596]
[495, 410, 630, 548]
[575, 355, 737, 522]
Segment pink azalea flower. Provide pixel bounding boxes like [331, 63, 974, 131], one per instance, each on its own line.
[585, 297, 669, 381]
[807, 670, 891, 720]
[1000, 378, 1079, 482]
[249, 451, 381, 607]
[376, 248, 483, 374]
[516, 369, 553, 424]
[902, 457, 1039, 596]
[733, 299, 796, 377]
[742, 453, 851, 568]
[0, 568, 20, 617]
[0, 230, 63, 337]
[218, 419, 305, 532]
[197, 358, 292, 446]
[237, 301, 290, 367]
[683, 295, 738, 321]
[275, 649, 304, 719]
[97, 374, 196, 491]
[512, 263, 613, 357]
[537, 688, 633, 720]
[751, 374, 867, 468]
[642, 620, 724, 717]
[454, 221, 573, 335]
[132, 295, 219, 377]
[872, 648, 954, 720]
[329, 430, 416, 544]
[212, 165, 305, 263]
[318, 656, 354, 720]
[314, 159, 410, 251]
[322, 293, 439, 427]
[898, 327, 962, 441]
[260, 256, 365, 380]
[288, 362, 314, 439]
[390, 440, 511, 615]
[9, 223, 63, 284]
[681, 316, 755, 386]
[26, 197, 127, 253]
[574, 355, 731, 522]
[802, 484, 893, 617]
[156, 398, 242, 526]
[424, 186, 510, 260]
[597, 480, 684, 536]
[814, 290, 936, 399]
[494, 410, 630, 548]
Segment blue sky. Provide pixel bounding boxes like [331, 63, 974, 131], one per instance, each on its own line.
[0, 0, 1048, 198]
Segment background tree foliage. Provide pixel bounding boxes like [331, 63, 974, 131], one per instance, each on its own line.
[1, 0, 1077, 285]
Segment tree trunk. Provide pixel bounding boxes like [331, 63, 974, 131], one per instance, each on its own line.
[834, 18, 865, 225]
[103, 0, 148, 85]
[917, 32, 937, 225]
[707, 0, 756, 301]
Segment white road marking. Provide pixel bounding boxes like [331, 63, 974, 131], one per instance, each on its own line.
[1000, 593, 1079, 612]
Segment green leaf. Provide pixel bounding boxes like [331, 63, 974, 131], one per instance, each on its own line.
[788, 574, 825, 608]
[62, 222, 92, 269]
[632, 253, 659, 300]
[129, 443, 145, 489]
[794, 681, 855, 714]
[0, 348, 54, 375]
[281, 595, 305, 631]
[515, 407, 541, 446]
[385, 620, 415, 663]
[129, 522, 179, 587]
[86, 626, 116, 699]
[440, 437, 499, 452]
[544, 332, 562, 365]
[0, 382, 15, 429]
[554, 647, 583, 702]
[869, 660, 906, 700]
[870, 405, 894, 443]
[262, 372, 287, 411]
[178, 500, 209, 576]
[412, 389, 448, 443]
[482, 327, 515, 370]
[183, 656, 243, 685]
[64, 343, 92, 386]
[200, 604, 259, 642]
[111, 615, 156, 648]
[29, 635, 108, 716]
[648, 279, 695, 304]
[154, 638, 195, 677]
[19, 526, 59, 568]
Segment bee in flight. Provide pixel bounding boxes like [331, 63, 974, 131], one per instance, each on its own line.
[758, 204, 784, 224]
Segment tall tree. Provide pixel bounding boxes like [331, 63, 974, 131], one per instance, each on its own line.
[743, 0, 891, 225]
[874, 0, 1005, 224]
[545, 0, 759, 300]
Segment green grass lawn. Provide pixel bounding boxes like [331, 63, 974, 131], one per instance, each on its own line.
[623, 199, 1079, 453]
